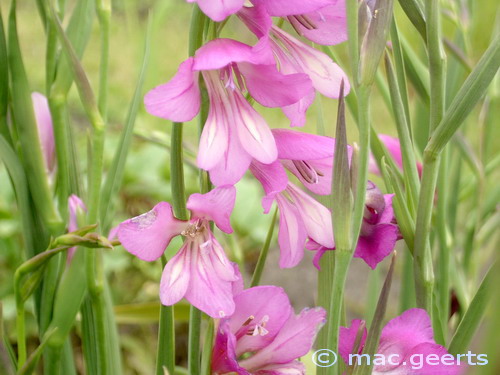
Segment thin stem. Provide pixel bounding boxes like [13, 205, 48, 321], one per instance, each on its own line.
[250, 208, 278, 287]
[156, 256, 175, 375]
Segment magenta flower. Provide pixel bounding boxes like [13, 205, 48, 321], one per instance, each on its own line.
[67, 194, 87, 262]
[239, 4, 349, 127]
[272, 129, 352, 195]
[145, 38, 311, 186]
[369, 134, 423, 177]
[251, 157, 333, 268]
[32, 92, 55, 175]
[186, 0, 245, 21]
[307, 181, 401, 269]
[340, 308, 463, 374]
[117, 186, 241, 318]
[212, 285, 326, 374]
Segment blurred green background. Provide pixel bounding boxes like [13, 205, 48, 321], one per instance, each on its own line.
[0, 0, 498, 373]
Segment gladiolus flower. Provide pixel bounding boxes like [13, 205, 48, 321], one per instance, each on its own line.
[340, 308, 463, 374]
[307, 181, 401, 269]
[145, 38, 312, 186]
[117, 186, 241, 318]
[369, 134, 423, 177]
[212, 285, 326, 374]
[32, 92, 55, 176]
[67, 195, 87, 262]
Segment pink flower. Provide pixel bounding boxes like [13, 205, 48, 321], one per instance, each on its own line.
[239, 4, 349, 127]
[340, 308, 463, 374]
[32, 92, 55, 176]
[369, 134, 423, 177]
[212, 285, 326, 374]
[307, 181, 401, 270]
[67, 195, 87, 263]
[251, 158, 333, 268]
[186, 0, 246, 21]
[117, 186, 241, 318]
[145, 38, 311, 186]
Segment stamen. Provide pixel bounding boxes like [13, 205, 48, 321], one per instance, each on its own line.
[247, 315, 270, 337]
[290, 15, 317, 30]
[181, 219, 204, 238]
[292, 160, 320, 184]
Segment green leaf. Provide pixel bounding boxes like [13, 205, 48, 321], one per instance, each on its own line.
[353, 254, 396, 375]
[448, 263, 495, 355]
[397, 0, 426, 40]
[17, 328, 58, 375]
[100, 17, 153, 231]
[426, 35, 500, 158]
[250, 208, 278, 287]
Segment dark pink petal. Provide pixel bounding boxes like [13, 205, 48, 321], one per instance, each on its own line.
[379, 308, 435, 357]
[160, 244, 191, 305]
[32, 92, 55, 174]
[187, 0, 245, 22]
[288, 1, 347, 46]
[272, 26, 350, 98]
[403, 343, 464, 375]
[287, 183, 334, 248]
[275, 194, 308, 268]
[194, 38, 273, 71]
[355, 223, 399, 269]
[231, 89, 278, 164]
[339, 319, 367, 363]
[187, 185, 236, 233]
[184, 236, 238, 318]
[272, 128, 336, 160]
[253, 0, 332, 17]
[197, 71, 230, 170]
[212, 320, 249, 375]
[250, 161, 289, 202]
[254, 361, 305, 374]
[144, 58, 200, 122]
[240, 307, 326, 370]
[238, 62, 312, 108]
[117, 202, 186, 261]
[229, 286, 292, 356]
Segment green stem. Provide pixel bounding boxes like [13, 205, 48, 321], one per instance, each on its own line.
[156, 257, 175, 375]
[250, 208, 278, 287]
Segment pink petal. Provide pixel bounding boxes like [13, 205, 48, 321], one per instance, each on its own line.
[272, 128, 336, 160]
[188, 0, 245, 22]
[272, 26, 350, 98]
[287, 183, 334, 248]
[288, 2, 348, 46]
[184, 236, 238, 318]
[339, 319, 367, 363]
[229, 286, 292, 356]
[68, 194, 87, 233]
[208, 128, 253, 186]
[238, 62, 312, 108]
[379, 308, 435, 356]
[256, 361, 305, 374]
[305, 240, 330, 270]
[117, 202, 186, 261]
[211, 320, 249, 375]
[250, 161, 289, 202]
[253, 0, 332, 17]
[197, 71, 230, 170]
[282, 157, 333, 195]
[160, 245, 191, 305]
[231, 89, 278, 164]
[237, 5, 273, 38]
[379, 194, 396, 224]
[281, 90, 316, 127]
[194, 38, 273, 71]
[144, 58, 200, 122]
[240, 307, 326, 370]
[403, 343, 464, 375]
[187, 185, 236, 234]
[355, 223, 399, 269]
[32, 92, 55, 173]
[275, 194, 308, 268]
